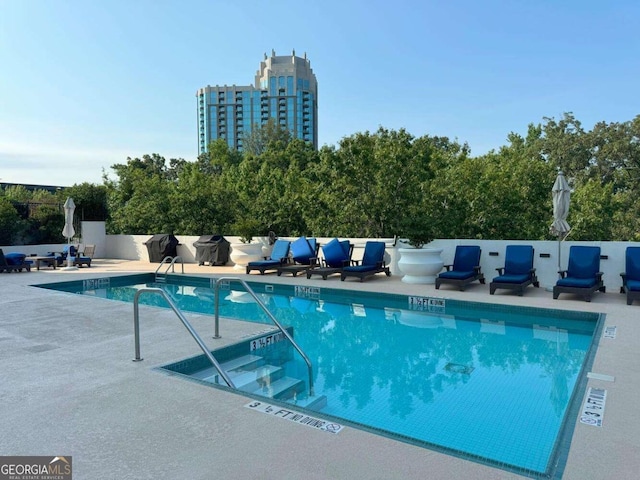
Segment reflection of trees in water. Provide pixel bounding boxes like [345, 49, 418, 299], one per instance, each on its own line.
[103, 286, 587, 421]
[269, 300, 589, 421]
[468, 323, 586, 417]
[268, 302, 480, 419]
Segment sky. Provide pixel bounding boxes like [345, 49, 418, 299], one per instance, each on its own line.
[1, 0, 638, 187]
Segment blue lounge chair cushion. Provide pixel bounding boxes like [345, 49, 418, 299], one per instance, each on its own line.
[343, 264, 377, 273]
[4, 253, 26, 265]
[290, 237, 315, 264]
[626, 247, 640, 281]
[452, 246, 481, 272]
[438, 270, 476, 280]
[322, 239, 350, 268]
[626, 279, 640, 291]
[247, 259, 280, 267]
[557, 277, 598, 288]
[269, 239, 290, 261]
[565, 246, 601, 279]
[503, 245, 533, 275]
[360, 241, 385, 266]
[248, 239, 290, 267]
[492, 273, 530, 284]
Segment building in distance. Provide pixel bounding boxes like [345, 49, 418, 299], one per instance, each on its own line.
[196, 49, 318, 153]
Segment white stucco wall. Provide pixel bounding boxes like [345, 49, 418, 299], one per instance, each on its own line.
[4, 233, 637, 291]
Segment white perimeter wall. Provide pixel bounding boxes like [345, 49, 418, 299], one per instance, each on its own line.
[4, 230, 638, 290]
[104, 235, 639, 289]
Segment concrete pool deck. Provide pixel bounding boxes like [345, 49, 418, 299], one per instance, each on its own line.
[1, 259, 639, 479]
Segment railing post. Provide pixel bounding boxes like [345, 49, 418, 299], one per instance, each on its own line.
[133, 292, 143, 361]
[213, 279, 221, 339]
[131, 287, 235, 388]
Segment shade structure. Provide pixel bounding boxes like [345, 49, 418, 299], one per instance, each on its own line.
[550, 171, 571, 272]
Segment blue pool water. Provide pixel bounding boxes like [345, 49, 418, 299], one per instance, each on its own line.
[37, 274, 601, 477]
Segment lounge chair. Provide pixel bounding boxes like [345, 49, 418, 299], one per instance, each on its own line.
[55, 245, 92, 268]
[340, 241, 391, 282]
[0, 249, 31, 273]
[277, 237, 318, 277]
[435, 245, 485, 291]
[81, 244, 96, 259]
[490, 245, 539, 296]
[307, 239, 353, 280]
[70, 252, 92, 268]
[553, 246, 605, 302]
[246, 239, 291, 275]
[620, 246, 640, 305]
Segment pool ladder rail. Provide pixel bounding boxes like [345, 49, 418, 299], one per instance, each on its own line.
[155, 256, 184, 282]
[131, 278, 315, 397]
[213, 277, 314, 397]
[132, 287, 236, 389]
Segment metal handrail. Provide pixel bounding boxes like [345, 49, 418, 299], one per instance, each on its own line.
[213, 277, 314, 396]
[154, 256, 185, 279]
[132, 287, 236, 389]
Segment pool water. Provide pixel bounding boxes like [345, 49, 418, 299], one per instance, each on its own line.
[37, 275, 601, 477]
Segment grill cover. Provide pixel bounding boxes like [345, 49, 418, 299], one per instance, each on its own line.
[193, 234, 230, 266]
[144, 234, 179, 263]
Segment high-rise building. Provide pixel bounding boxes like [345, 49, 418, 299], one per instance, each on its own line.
[196, 49, 318, 154]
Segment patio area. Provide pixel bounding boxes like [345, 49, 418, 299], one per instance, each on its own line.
[1, 258, 639, 479]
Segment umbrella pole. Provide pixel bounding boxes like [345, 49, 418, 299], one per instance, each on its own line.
[557, 235, 561, 277]
[67, 236, 73, 268]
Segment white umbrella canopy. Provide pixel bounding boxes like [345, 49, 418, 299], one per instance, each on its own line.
[550, 172, 571, 273]
[62, 197, 76, 268]
[62, 197, 76, 239]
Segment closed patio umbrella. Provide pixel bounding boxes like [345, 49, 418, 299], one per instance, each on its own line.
[62, 197, 76, 269]
[550, 171, 571, 274]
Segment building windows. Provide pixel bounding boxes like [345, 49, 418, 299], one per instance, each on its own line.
[197, 52, 317, 152]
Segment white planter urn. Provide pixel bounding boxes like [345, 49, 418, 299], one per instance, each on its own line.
[229, 242, 264, 270]
[398, 247, 444, 284]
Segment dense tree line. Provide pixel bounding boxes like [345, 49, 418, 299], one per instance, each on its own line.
[2, 113, 639, 245]
[102, 113, 640, 243]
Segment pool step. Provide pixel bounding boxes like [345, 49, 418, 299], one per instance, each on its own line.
[288, 394, 328, 411]
[193, 353, 319, 408]
[192, 354, 265, 382]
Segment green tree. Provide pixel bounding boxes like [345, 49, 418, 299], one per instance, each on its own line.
[241, 118, 292, 156]
[569, 180, 616, 241]
[104, 155, 178, 234]
[60, 183, 108, 221]
[0, 196, 21, 245]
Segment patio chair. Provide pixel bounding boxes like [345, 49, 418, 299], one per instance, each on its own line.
[341, 241, 391, 282]
[435, 245, 485, 291]
[246, 239, 291, 275]
[553, 246, 605, 302]
[620, 246, 640, 305]
[81, 244, 96, 259]
[70, 252, 92, 268]
[56, 245, 92, 268]
[307, 239, 353, 280]
[47, 245, 77, 266]
[490, 245, 539, 296]
[277, 237, 319, 277]
[0, 249, 31, 273]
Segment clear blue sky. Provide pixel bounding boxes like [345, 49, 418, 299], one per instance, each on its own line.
[1, 0, 638, 187]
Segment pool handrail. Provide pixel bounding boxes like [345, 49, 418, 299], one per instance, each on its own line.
[154, 256, 184, 277]
[132, 287, 236, 389]
[213, 277, 314, 397]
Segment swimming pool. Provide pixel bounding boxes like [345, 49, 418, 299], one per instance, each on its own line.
[37, 274, 602, 477]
